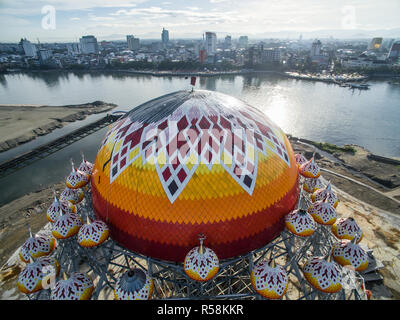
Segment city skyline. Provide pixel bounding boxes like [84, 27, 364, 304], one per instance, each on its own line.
[0, 0, 400, 43]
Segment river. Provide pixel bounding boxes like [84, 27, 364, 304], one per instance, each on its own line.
[0, 71, 399, 206]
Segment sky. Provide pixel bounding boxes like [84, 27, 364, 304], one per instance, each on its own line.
[0, 0, 399, 42]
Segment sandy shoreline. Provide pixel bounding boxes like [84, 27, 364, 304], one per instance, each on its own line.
[0, 101, 117, 153]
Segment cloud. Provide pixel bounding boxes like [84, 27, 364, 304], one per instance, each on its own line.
[88, 13, 115, 21]
[0, 0, 146, 15]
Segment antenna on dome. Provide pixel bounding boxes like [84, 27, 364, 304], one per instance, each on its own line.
[190, 76, 196, 92]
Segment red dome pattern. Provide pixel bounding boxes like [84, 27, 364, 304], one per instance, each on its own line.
[91, 90, 299, 262]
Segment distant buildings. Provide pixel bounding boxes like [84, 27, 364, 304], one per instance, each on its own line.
[19, 38, 37, 58]
[79, 35, 99, 54]
[199, 49, 207, 64]
[310, 39, 329, 66]
[224, 35, 232, 49]
[262, 48, 281, 63]
[162, 28, 169, 46]
[368, 37, 383, 51]
[238, 36, 248, 49]
[127, 35, 140, 51]
[38, 49, 52, 62]
[205, 32, 217, 55]
[311, 40, 322, 57]
[67, 43, 80, 55]
[387, 41, 400, 62]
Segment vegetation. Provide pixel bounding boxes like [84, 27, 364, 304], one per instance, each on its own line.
[310, 142, 356, 154]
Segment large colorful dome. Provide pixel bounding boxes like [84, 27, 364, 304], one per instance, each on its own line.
[91, 90, 299, 262]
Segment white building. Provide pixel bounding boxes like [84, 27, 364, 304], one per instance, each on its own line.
[205, 32, 217, 55]
[20, 38, 37, 58]
[79, 35, 99, 54]
[263, 48, 281, 63]
[127, 35, 140, 51]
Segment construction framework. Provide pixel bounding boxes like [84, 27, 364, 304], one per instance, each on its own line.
[26, 177, 369, 301]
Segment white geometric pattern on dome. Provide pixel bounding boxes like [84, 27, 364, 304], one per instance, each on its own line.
[251, 261, 288, 296]
[101, 92, 291, 203]
[50, 272, 93, 300]
[184, 246, 219, 280]
[332, 240, 368, 270]
[303, 256, 342, 290]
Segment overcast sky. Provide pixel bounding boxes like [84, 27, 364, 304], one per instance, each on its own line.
[0, 0, 399, 42]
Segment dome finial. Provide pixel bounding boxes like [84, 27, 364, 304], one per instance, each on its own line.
[198, 233, 206, 254]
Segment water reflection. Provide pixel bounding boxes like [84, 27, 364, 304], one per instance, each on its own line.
[0, 71, 400, 205]
[0, 71, 399, 158]
[0, 74, 7, 89]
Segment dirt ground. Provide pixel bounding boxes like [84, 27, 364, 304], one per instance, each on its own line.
[0, 101, 117, 152]
[0, 136, 399, 300]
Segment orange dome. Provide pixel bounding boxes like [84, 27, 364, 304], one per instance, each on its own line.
[91, 90, 299, 262]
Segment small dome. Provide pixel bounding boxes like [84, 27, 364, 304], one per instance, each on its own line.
[303, 256, 342, 293]
[332, 217, 363, 243]
[114, 269, 154, 300]
[184, 235, 219, 282]
[17, 256, 60, 294]
[51, 273, 94, 300]
[250, 260, 288, 299]
[332, 240, 369, 272]
[285, 209, 316, 237]
[78, 218, 110, 247]
[308, 199, 337, 225]
[66, 161, 90, 189]
[312, 183, 339, 208]
[52, 210, 83, 239]
[19, 231, 56, 263]
[299, 157, 320, 178]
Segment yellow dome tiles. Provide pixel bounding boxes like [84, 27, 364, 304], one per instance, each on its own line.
[91, 90, 299, 262]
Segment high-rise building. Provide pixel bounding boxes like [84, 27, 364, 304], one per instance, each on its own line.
[368, 37, 383, 50]
[311, 40, 322, 57]
[79, 35, 99, 54]
[19, 38, 37, 58]
[238, 36, 248, 48]
[387, 41, 400, 61]
[162, 28, 169, 46]
[205, 32, 217, 55]
[224, 35, 232, 49]
[127, 35, 140, 51]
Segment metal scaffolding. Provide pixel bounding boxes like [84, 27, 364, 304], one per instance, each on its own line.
[24, 178, 369, 300]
